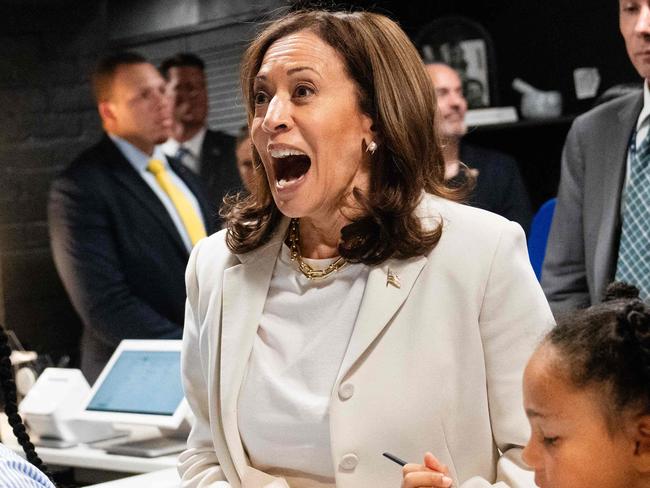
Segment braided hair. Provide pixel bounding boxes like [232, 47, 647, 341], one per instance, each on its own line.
[0, 324, 56, 485]
[544, 282, 650, 427]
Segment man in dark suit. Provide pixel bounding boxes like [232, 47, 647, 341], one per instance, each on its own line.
[542, 1, 650, 312]
[160, 53, 241, 222]
[425, 63, 532, 233]
[48, 52, 215, 382]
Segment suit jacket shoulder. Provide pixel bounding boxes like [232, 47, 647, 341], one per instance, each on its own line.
[417, 193, 526, 257]
[573, 90, 642, 132]
[200, 129, 242, 220]
[567, 90, 643, 160]
[203, 129, 236, 150]
[57, 136, 123, 181]
[458, 143, 532, 232]
[541, 90, 642, 312]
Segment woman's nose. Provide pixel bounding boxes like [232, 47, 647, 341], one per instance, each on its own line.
[261, 96, 292, 134]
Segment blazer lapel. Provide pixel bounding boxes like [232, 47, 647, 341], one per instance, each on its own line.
[104, 138, 188, 255]
[219, 220, 289, 477]
[593, 93, 642, 298]
[338, 255, 427, 381]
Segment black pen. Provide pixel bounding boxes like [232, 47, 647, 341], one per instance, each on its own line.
[383, 451, 407, 466]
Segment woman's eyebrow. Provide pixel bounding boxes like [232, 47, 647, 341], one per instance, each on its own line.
[255, 66, 322, 83]
[286, 66, 321, 77]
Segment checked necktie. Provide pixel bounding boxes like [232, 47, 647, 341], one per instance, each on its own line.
[174, 146, 191, 162]
[147, 159, 206, 246]
[615, 130, 650, 300]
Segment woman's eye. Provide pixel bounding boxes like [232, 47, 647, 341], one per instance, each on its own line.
[254, 91, 269, 105]
[294, 85, 314, 98]
[542, 436, 559, 446]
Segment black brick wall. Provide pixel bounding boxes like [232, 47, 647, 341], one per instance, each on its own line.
[0, 2, 109, 363]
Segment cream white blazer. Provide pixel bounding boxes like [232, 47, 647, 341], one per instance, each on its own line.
[178, 194, 554, 488]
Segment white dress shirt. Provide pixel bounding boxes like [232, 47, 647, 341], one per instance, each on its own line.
[161, 126, 207, 175]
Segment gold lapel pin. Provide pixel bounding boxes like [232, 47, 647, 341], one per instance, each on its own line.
[386, 269, 401, 289]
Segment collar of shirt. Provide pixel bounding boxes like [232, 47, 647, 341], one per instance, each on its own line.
[108, 134, 202, 252]
[161, 126, 207, 160]
[109, 134, 168, 172]
[624, 81, 650, 192]
[635, 80, 650, 136]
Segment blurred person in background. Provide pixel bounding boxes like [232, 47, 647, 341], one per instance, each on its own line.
[49, 52, 214, 382]
[426, 62, 532, 233]
[542, 0, 650, 312]
[161, 53, 241, 221]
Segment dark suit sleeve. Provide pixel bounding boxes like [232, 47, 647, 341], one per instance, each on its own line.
[48, 172, 182, 348]
[496, 156, 533, 234]
[541, 119, 591, 313]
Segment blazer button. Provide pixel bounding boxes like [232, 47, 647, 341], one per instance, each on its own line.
[339, 453, 359, 470]
[338, 383, 354, 400]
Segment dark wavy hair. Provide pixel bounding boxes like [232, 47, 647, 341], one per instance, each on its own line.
[544, 282, 650, 429]
[222, 9, 461, 264]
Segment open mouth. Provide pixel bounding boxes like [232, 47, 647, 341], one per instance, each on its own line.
[270, 148, 311, 190]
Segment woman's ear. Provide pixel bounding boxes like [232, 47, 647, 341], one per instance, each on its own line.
[631, 415, 650, 474]
[361, 114, 378, 142]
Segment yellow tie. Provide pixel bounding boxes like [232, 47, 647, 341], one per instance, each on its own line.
[147, 159, 207, 246]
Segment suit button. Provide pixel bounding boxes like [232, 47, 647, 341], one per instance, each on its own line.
[338, 383, 354, 400]
[339, 453, 359, 470]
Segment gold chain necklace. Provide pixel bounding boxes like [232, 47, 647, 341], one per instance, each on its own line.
[287, 218, 348, 280]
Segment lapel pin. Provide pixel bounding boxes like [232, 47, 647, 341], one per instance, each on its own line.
[386, 269, 401, 289]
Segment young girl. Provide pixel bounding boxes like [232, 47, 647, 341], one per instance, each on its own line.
[522, 282, 650, 488]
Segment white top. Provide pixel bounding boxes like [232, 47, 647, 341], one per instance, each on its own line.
[238, 244, 369, 486]
[162, 126, 207, 175]
[109, 135, 205, 252]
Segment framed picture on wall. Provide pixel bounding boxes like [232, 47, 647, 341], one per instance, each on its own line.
[438, 39, 489, 108]
[417, 16, 498, 109]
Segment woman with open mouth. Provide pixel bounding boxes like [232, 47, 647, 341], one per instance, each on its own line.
[179, 9, 554, 488]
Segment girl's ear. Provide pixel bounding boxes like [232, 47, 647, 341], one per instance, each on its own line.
[631, 415, 650, 474]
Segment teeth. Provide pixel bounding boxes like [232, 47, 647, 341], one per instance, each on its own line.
[276, 175, 305, 189]
[270, 148, 307, 158]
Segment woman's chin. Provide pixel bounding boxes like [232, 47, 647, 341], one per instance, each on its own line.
[274, 199, 307, 219]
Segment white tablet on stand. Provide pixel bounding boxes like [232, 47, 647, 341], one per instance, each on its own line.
[78, 340, 190, 457]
